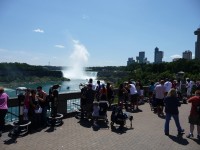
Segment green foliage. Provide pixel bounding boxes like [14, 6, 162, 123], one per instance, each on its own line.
[89, 59, 200, 86]
[0, 62, 65, 83]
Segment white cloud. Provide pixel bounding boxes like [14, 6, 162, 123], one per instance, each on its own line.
[82, 14, 89, 20]
[170, 54, 181, 59]
[33, 28, 44, 33]
[54, 45, 65, 48]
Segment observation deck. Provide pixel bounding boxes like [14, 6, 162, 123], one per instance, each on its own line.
[0, 90, 199, 150]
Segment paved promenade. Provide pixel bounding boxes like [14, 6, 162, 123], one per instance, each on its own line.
[0, 102, 199, 150]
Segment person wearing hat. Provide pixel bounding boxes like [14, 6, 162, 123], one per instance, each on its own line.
[0, 87, 9, 137]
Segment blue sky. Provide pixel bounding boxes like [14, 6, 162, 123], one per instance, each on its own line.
[0, 0, 199, 67]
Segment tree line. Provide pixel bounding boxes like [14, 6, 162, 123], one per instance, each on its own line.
[1, 59, 200, 86]
[90, 59, 200, 86]
[0, 62, 65, 83]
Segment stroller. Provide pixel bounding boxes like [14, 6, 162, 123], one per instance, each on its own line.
[110, 106, 133, 130]
[92, 101, 109, 125]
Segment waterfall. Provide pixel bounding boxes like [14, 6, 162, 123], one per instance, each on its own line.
[62, 40, 95, 80]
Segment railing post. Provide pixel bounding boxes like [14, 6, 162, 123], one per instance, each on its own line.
[57, 93, 68, 115]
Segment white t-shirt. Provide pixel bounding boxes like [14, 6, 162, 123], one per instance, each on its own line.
[129, 84, 138, 95]
[164, 81, 172, 92]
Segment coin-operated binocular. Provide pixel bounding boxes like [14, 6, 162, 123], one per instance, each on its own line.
[47, 84, 63, 127]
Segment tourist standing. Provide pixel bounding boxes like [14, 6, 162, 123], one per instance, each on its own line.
[23, 89, 31, 121]
[186, 90, 200, 140]
[148, 81, 155, 100]
[154, 80, 165, 116]
[106, 82, 114, 107]
[29, 89, 42, 130]
[128, 81, 139, 111]
[118, 83, 128, 108]
[36, 86, 47, 128]
[85, 84, 95, 117]
[80, 85, 87, 119]
[164, 88, 184, 136]
[95, 80, 101, 101]
[186, 78, 194, 98]
[164, 78, 172, 95]
[88, 78, 96, 91]
[99, 84, 107, 101]
[0, 87, 9, 137]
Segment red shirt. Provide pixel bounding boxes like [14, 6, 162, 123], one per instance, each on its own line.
[188, 96, 200, 116]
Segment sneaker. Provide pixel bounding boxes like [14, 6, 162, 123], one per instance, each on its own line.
[178, 129, 185, 135]
[186, 133, 193, 138]
[165, 132, 169, 136]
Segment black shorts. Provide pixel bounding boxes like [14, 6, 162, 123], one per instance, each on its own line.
[130, 93, 139, 103]
[156, 98, 164, 106]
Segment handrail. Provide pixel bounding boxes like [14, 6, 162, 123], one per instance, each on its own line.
[6, 86, 151, 123]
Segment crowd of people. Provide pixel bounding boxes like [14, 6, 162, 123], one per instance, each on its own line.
[148, 78, 200, 140]
[0, 77, 200, 140]
[0, 86, 50, 136]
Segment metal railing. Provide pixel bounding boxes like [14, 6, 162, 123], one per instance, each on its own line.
[6, 91, 82, 123]
[6, 86, 150, 123]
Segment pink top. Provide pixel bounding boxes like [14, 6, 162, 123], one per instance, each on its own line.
[0, 93, 9, 110]
[24, 95, 30, 109]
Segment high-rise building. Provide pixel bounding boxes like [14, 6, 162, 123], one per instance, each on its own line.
[182, 50, 192, 60]
[127, 57, 135, 66]
[194, 27, 200, 59]
[154, 47, 163, 63]
[136, 51, 145, 63]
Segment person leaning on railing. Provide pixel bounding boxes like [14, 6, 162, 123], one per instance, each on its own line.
[0, 87, 9, 137]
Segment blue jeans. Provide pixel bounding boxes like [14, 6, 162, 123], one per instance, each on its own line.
[41, 106, 48, 126]
[164, 113, 182, 133]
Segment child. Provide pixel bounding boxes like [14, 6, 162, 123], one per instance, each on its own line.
[92, 101, 100, 126]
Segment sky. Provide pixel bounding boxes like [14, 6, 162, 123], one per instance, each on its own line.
[0, 0, 200, 67]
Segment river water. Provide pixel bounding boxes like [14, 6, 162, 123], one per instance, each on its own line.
[5, 71, 98, 98]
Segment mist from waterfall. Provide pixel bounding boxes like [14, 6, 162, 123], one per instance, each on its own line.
[63, 40, 95, 80]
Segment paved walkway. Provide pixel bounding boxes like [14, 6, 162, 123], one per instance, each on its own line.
[0, 102, 200, 150]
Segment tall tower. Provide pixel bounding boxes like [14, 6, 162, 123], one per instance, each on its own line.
[182, 50, 192, 60]
[154, 47, 163, 63]
[136, 51, 145, 63]
[194, 27, 200, 59]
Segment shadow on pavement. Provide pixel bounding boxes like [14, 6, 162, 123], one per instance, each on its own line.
[168, 134, 189, 145]
[111, 125, 134, 135]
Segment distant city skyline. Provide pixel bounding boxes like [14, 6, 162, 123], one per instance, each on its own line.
[128, 26, 200, 65]
[0, 0, 200, 67]
[127, 47, 195, 65]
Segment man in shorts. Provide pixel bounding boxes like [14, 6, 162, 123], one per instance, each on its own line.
[128, 81, 139, 111]
[154, 80, 165, 116]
